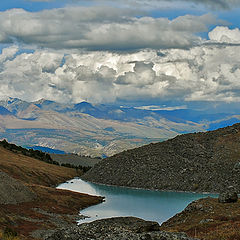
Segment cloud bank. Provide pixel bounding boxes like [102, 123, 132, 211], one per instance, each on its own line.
[0, 7, 217, 50]
[1, 26, 240, 104]
[0, 3, 239, 105]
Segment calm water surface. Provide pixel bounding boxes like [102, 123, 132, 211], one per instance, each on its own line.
[58, 178, 217, 224]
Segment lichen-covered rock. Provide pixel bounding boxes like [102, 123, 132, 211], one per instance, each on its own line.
[45, 217, 199, 240]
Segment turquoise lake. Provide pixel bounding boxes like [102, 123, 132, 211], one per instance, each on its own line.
[58, 179, 217, 224]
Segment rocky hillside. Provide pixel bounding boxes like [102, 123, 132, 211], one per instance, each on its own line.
[82, 123, 240, 193]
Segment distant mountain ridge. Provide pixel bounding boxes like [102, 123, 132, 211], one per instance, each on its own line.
[0, 97, 239, 157]
[0, 106, 12, 115]
[82, 123, 240, 193]
[27, 146, 66, 154]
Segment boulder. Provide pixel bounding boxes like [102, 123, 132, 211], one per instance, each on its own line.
[218, 187, 238, 203]
[233, 162, 240, 171]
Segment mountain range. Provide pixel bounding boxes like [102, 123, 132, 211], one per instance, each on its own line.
[0, 97, 239, 157]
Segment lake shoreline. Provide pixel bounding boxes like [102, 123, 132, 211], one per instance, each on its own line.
[78, 177, 219, 195]
[57, 178, 240, 240]
[58, 178, 217, 226]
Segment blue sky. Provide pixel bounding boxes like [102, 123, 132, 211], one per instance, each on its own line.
[1, 0, 240, 27]
[0, 0, 65, 12]
[0, 0, 240, 108]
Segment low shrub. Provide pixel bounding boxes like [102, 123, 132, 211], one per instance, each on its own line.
[0, 227, 20, 240]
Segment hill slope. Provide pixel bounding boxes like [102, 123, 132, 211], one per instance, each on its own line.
[50, 153, 101, 167]
[82, 123, 240, 193]
[0, 145, 76, 186]
[0, 146, 103, 240]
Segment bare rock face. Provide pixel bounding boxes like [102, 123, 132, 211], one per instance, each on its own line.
[218, 187, 238, 203]
[0, 171, 36, 204]
[45, 217, 199, 240]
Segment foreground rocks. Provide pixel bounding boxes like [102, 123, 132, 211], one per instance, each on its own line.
[45, 217, 198, 240]
[161, 197, 240, 240]
[83, 123, 240, 193]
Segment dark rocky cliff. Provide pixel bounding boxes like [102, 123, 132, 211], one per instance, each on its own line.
[82, 123, 240, 193]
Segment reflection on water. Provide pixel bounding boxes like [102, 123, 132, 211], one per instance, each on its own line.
[57, 178, 217, 224]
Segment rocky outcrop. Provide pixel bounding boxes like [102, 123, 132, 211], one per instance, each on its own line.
[82, 123, 240, 193]
[218, 187, 238, 203]
[45, 217, 198, 240]
[0, 171, 36, 204]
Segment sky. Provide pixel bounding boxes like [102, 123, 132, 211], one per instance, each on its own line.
[0, 0, 240, 110]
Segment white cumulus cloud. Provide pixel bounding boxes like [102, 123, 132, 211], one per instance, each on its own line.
[0, 45, 19, 63]
[209, 26, 240, 44]
[1, 41, 240, 104]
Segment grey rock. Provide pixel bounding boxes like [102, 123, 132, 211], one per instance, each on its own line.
[45, 217, 199, 240]
[184, 200, 213, 213]
[233, 162, 240, 171]
[199, 219, 214, 224]
[0, 171, 36, 204]
[218, 187, 238, 203]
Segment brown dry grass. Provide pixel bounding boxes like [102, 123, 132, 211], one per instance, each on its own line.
[0, 185, 103, 239]
[0, 146, 104, 239]
[0, 146, 80, 186]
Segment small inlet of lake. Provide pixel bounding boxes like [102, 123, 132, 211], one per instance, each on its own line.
[58, 178, 217, 224]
